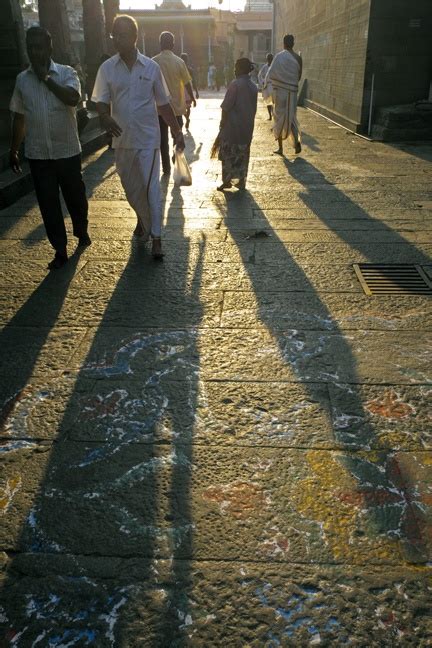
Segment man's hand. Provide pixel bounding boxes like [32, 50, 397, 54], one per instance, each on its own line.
[100, 113, 122, 137]
[33, 61, 49, 82]
[192, 97, 197, 108]
[174, 131, 185, 152]
[9, 150, 22, 175]
[195, 91, 199, 99]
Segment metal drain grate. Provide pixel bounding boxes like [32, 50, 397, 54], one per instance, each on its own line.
[353, 264, 432, 296]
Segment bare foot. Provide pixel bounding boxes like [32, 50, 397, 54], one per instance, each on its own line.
[273, 148, 283, 155]
[134, 223, 149, 240]
[151, 237, 164, 260]
[295, 141, 302, 154]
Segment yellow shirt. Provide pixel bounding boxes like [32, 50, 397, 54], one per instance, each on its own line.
[152, 50, 192, 116]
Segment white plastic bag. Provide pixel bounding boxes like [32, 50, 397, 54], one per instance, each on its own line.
[173, 149, 192, 187]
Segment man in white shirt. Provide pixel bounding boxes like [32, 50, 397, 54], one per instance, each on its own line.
[9, 26, 90, 270]
[92, 16, 185, 259]
[153, 32, 196, 175]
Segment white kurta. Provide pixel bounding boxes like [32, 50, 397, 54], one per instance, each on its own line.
[92, 52, 170, 237]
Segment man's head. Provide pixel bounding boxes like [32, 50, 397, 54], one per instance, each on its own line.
[283, 34, 294, 49]
[180, 52, 188, 64]
[235, 58, 253, 77]
[111, 15, 138, 56]
[160, 31, 174, 51]
[26, 26, 52, 69]
[266, 53, 273, 65]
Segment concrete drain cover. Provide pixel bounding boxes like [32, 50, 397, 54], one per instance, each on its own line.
[353, 264, 432, 296]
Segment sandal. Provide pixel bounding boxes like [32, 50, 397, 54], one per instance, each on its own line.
[217, 182, 232, 191]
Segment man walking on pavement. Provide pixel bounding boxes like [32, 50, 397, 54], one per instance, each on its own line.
[153, 32, 196, 175]
[92, 15, 185, 259]
[267, 34, 302, 156]
[9, 26, 90, 270]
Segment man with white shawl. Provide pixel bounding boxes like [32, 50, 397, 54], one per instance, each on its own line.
[266, 34, 302, 156]
[92, 15, 185, 259]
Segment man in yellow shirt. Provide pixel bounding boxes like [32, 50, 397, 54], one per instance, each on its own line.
[153, 31, 196, 174]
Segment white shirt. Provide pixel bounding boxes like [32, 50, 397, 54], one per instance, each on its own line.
[92, 52, 170, 150]
[10, 60, 81, 160]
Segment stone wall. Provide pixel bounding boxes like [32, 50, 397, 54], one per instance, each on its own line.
[274, 0, 432, 134]
[365, 0, 432, 113]
[274, 0, 371, 131]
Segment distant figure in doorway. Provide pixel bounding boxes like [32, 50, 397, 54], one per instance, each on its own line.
[180, 52, 199, 130]
[266, 34, 302, 155]
[207, 62, 216, 90]
[215, 65, 224, 91]
[93, 15, 185, 259]
[153, 32, 196, 175]
[9, 26, 90, 270]
[216, 58, 258, 191]
[258, 53, 274, 120]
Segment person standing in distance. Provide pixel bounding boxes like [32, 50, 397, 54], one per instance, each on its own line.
[153, 32, 196, 175]
[92, 16, 185, 259]
[258, 53, 274, 120]
[266, 34, 302, 156]
[9, 26, 90, 270]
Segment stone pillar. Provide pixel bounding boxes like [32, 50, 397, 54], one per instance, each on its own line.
[0, 0, 26, 139]
[82, 0, 107, 102]
[38, 0, 75, 64]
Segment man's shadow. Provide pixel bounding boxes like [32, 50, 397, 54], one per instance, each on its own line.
[216, 186, 430, 565]
[1, 178, 205, 646]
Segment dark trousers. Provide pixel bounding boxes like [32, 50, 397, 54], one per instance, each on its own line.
[159, 115, 183, 173]
[29, 154, 88, 253]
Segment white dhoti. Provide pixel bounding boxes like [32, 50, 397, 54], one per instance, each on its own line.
[115, 147, 162, 238]
[262, 82, 273, 106]
[272, 84, 301, 146]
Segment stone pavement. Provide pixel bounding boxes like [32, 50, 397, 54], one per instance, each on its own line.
[1, 93, 432, 646]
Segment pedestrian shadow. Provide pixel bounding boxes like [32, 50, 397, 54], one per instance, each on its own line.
[215, 186, 430, 566]
[284, 156, 431, 269]
[300, 132, 321, 152]
[0, 250, 84, 425]
[0, 178, 205, 645]
[184, 131, 203, 167]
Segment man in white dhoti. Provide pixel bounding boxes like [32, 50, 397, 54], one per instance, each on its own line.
[258, 53, 274, 120]
[266, 34, 302, 156]
[92, 15, 185, 259]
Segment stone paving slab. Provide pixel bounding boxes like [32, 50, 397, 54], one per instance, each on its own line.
[68, 328, 432, 384]
[0, 288, 221, 328]
[1, 376, 430, 450]
[1, 557, 431, 647]
[221, 291, 432, 330]
[2, 442, 431, 564]
[69, 260, 367, 293]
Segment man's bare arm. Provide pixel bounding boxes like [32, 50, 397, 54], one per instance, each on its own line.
[158, 103, 185, 151]
[44, 77, 80, 106]
[9, 113, 25, 174]
[185, 82, 197, 107]
[96, 101, 122, 137]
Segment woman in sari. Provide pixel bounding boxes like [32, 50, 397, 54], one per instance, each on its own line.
[216, 58, 258, 191]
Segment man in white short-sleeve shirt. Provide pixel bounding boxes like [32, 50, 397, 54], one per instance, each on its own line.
[9, 26, 90, 270]
[92, 14, 185, 259]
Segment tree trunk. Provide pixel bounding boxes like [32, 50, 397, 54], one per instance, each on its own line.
[103, 0, 119, 53]
[82, 0, 107, 102]
[38, 0, 74, 64]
